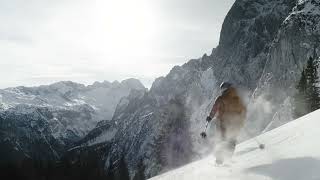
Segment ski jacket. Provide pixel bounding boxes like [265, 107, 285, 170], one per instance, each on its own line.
[209, 87, 246, 120]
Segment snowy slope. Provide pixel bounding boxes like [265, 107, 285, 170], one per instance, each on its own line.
[150, 109, 320, 180]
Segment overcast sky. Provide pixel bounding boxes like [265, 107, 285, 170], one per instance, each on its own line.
[0, 0, 235, 88]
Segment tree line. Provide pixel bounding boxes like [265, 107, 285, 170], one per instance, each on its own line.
[294, 55, 320, 118]
[0, 153, 146, 180]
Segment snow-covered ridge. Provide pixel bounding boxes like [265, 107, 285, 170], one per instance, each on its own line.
[0, 79, 145, 120]
[0, 78, 145, 138]
[0, 78, 146, 159]
[150, 109, 320, 180]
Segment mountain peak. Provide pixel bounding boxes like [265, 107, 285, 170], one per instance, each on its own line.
[47, 81, 85, 93]
[90, 80, 112, 88]
[120, 78, 145, 90]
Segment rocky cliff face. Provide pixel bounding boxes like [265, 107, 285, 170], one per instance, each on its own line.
[251, 0, 320, 131]
[212, 0, 296, 87]
[261, 0, 320, 88]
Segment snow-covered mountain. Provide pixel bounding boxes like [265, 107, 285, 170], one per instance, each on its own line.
[0, 79, 145, 161]
[70, 0, 320, 178]
[0, 79, 145, 121]
[150, 109, 320, 180]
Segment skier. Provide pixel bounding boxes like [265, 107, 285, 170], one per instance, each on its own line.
[205, 82, 247, 164]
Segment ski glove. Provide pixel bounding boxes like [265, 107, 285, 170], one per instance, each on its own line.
[206, 116, 212, 122]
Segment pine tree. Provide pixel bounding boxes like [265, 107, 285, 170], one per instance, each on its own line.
[115, 155, 130, 180]
[294, 56, 320, 118]
[294, 69, 308, 118]
[305, 56, 320, 111]
[133, 159, 146, 180]
[106, 158, 115, 180]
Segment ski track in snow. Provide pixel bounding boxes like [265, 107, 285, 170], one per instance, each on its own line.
[150, 109, 320, 180]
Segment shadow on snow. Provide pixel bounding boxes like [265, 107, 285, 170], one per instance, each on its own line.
[246, 157, 320, 180]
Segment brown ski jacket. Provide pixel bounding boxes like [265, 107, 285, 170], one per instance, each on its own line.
[209, 87, 247, 139]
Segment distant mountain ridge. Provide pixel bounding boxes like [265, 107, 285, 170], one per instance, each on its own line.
[0, 78, 146, 162]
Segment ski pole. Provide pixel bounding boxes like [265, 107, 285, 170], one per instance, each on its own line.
[243, 88, 265, 150]
[242, 127, 265, 150]
[200, 120, 212, 138]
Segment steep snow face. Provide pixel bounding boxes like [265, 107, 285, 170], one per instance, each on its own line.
[150, 109, 320, 180]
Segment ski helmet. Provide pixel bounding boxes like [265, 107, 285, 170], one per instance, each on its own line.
[220, 82, 232, 90]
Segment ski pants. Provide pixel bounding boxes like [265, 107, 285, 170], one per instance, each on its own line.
[214, 113, 245, 146]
